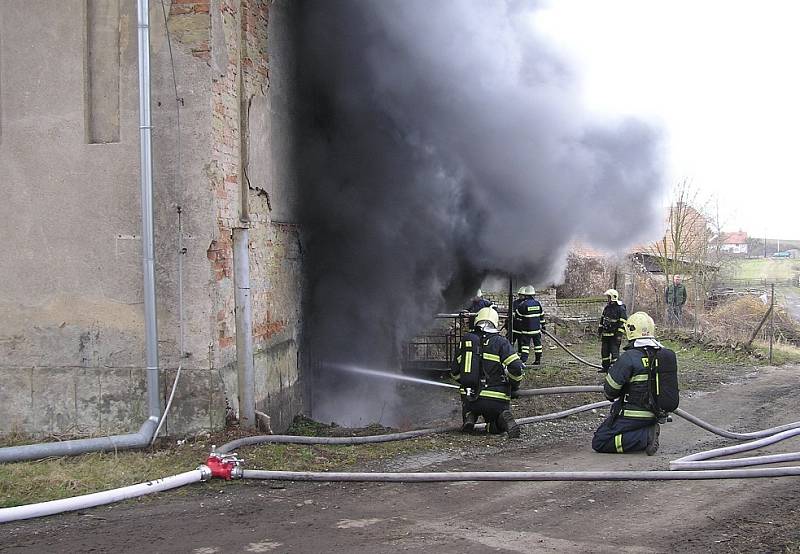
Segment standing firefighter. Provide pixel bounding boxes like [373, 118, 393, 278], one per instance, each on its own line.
[451, 307, 525, 438]
[598, 288, 627, 373]
[512, 285, 546, 365]
[465, 289, 495, 329]
[592, 312, 680, 455]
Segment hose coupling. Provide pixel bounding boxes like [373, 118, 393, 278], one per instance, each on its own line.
[200, 448, 244, 480]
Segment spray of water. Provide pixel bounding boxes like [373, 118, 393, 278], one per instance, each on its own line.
[325, 363, 459, 390]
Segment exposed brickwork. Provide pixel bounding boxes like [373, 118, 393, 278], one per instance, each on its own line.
[175, 0, 302, 428]
[207, 3, 301, 356]
[168, 1, 211, 60]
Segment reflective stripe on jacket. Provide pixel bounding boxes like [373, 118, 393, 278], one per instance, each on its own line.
[600, 302, 628, 337]
[604, 346, 657, 420]
[451, 332, 524, 401]
[513, 298, 546, 333]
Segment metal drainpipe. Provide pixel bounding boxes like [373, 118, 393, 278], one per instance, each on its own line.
[233, 0, 255, 429]
[0, 0, 161, 463]
[138, 0, 162, 429]
[233, 229, 255, 428]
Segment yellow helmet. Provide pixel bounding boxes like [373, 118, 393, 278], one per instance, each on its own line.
[474, 307, 500, 332]
[625, 311, 655, 341]
[604, 289, 619, 301]
[518, 285, 536, 296]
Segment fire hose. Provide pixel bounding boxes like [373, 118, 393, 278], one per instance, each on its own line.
[3, 388, 800, 523]
[542, 329, 604, 370]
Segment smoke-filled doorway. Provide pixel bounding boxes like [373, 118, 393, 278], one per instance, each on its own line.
[290, 1, 666, 427]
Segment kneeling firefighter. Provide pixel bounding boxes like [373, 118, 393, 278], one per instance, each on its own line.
[592, 311, 680, 455]
[450, 307, 525, 438]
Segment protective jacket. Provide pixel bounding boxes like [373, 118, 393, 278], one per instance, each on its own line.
[469, 297, 494, 313]
[604, 345, 678, 420]
[513, 297, 546, 334]
[600, 301, 627, 338]
[451, 331, 524, 402]
[665, 283, 687, 306]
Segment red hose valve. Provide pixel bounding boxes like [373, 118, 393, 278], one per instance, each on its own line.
[201, 450, 244, 480]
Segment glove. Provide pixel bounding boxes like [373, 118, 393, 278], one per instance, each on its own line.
[510, 389, 520, 399]
[597, 326, 603, 338]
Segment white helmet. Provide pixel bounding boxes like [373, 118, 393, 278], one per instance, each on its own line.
[476, 289, 483, 298]
[518, 285, 536, 296]
[604, 289, 619, 302]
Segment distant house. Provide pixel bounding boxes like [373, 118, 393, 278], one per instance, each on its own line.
[720, 231, 748, 255]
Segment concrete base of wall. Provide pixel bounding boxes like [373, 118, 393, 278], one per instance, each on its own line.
[0, 367, 227, 438]
[254, 338, 304, 432]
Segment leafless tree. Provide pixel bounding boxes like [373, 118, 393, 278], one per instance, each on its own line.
[647, 180, 716, 327]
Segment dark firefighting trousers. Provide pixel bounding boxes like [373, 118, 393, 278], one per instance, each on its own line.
[592, 412, 656, 453]
[600, 335, 622, 371]
[514, 332, 542, 363]
[461, 396, 515, 434]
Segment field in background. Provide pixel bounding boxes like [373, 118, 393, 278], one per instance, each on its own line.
[721, 257, 800, 282]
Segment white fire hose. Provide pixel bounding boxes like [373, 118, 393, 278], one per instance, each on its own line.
[2, 388, 799, 524]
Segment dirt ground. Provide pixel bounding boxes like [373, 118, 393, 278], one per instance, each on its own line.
[3, 360, 800, 553]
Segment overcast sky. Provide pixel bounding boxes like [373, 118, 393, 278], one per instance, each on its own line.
[531, 0, 799, 240]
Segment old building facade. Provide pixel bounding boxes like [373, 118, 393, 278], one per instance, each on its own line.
[0, 0, 304, 437]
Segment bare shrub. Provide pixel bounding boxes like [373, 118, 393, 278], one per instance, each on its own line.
[695, 296, 800, 345]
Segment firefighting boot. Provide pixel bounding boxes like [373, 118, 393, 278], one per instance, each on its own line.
[533, 353, 541, 366]
[500, 410, 521, 439]
[461, 411, 477, 433]
[645, 423, 660, 456]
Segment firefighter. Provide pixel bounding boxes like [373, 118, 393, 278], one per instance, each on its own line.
[598, 288, 627, 373]
[465, 289, 494, 329]
[451, 307, 525, 438]
[513, 285, 546, 365]
[592, 311, 678, 455]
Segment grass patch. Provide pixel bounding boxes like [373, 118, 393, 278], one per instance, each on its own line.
[0, 444, 204, 508]
[661, 338, 745, 366]
[751, 340, 800, 365]
[724, 258, 800, 281]
[0, 419, 476, 509]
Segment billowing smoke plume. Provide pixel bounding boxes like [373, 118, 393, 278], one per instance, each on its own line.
[292, 1, 665, 424]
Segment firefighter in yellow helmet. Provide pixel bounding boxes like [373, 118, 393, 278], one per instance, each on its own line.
[598, 289, 627, 373]
[450, 307, 525, 438]
[592, 312, 680, 455]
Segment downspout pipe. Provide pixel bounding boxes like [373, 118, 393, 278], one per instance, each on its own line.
[233, 0, 256, 429]
[233, 229, 255, 428]
[138, 0, 162, 431]
[0, 0, 160, 463]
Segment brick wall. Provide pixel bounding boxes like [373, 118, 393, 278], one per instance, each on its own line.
[205, 0, 304, 428]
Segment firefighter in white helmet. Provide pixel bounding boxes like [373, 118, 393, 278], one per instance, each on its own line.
[512, 285, 546, 365]
[598, 288, 627, 373]
[450, 307, 525, 438]
[592, 311, 679, 455]
[465, 289, 495, 329]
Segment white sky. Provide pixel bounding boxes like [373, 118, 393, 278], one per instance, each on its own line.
[531, 0, 800, 239]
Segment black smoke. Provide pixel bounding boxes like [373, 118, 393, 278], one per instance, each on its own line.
[292, 1, 665, 424]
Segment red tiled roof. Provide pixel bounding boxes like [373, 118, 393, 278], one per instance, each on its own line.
[721, 231, 748, 245]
